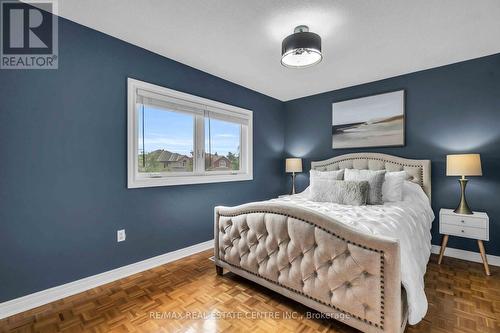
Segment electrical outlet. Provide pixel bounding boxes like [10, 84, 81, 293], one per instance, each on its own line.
[117, 229, 126, 242]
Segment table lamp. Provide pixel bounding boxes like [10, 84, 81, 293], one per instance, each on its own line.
[446, 154, 482, 214]
[286, 158, 302, 194]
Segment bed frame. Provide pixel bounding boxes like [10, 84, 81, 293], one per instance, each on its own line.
[214, 153, 431, 333]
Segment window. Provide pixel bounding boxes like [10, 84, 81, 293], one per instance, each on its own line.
[138, 106, 194, 174]
[205, 117, 240, 172]
[128, 78, 253, 188]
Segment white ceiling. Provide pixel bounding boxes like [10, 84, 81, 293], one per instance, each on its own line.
[52, 0, 500, 101]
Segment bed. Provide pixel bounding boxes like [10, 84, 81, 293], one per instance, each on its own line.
[214, 153, 433, 333]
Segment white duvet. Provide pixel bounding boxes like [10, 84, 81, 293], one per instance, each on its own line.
[270, 181, 434, 325]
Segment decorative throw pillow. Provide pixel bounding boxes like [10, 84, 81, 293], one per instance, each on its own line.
[309, 169, 344, 181]
[382, 171, 407, 202]
[309, 179, 369, 205]
[344, 169, 386, 205]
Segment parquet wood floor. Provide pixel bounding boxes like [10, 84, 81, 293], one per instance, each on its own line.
[1, 250, 499, 333]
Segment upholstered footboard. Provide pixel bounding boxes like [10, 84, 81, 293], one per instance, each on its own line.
[214, 202, 406, 333]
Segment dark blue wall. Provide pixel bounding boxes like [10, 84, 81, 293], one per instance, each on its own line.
[1, 7, 499, 305]
[285, 53, 500, 257]
[0, 17, 285, 302]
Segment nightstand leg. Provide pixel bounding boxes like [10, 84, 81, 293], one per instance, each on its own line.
[477, 240, 491, 276]
[438, 235, 449, 265]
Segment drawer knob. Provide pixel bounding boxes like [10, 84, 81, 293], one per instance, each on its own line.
[461, 229, 464, 233]
[461, 220, 465, 223]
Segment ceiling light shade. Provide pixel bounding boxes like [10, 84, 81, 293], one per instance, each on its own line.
[281, 25, 322, 68]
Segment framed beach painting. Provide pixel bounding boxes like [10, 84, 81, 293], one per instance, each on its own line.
[332, 90, 405, 149]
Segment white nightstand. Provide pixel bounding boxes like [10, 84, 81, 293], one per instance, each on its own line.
[438, 208, 490, 275]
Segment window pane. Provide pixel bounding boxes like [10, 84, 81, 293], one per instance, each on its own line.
[205, 117, 241, 172]
[138, 105, 194, 173]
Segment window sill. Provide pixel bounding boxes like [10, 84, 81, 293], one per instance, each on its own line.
[128, 173, 253, 188]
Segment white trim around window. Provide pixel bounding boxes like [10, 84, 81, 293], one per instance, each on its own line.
[127, 78, 253, 188]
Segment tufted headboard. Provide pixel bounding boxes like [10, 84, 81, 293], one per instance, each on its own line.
[311, 152, 431, 200]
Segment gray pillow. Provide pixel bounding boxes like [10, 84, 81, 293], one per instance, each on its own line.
[344, 169, 386, 205]
[309, 179, 369, 206]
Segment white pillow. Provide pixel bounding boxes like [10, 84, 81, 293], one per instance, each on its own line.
[344, 169, 386, 205]
[309, 169, 344, 181]
[293, 171, 343, 198]
[382, 171, 407, 202]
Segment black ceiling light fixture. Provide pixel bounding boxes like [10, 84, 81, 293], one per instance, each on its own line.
[281, 25, 322, 68]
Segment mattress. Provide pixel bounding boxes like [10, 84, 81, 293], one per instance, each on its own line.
[269, 181, 434, 325]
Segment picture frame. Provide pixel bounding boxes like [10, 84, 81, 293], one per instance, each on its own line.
[332, 90, 405, 149]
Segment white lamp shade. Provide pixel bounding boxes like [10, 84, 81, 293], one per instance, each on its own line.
[286, 158, 302, 173]
[446, 154, 482, 176]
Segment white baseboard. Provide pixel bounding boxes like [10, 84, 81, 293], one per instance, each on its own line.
[0, 240, 214, 319]
[431, 245, 500, 267]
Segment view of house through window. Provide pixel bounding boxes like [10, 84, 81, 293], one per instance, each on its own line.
[128, 78, 252, 188]
[205, 117, 241, 172]
[138, 105, 194, 173]
[137, 106, 242, 174]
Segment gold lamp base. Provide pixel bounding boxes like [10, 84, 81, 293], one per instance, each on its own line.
[454, 178, 473, 215]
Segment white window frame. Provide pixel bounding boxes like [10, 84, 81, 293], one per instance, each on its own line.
[127, 78, 253, 188]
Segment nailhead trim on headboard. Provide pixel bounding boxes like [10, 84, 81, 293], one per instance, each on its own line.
[311, 154, 431, 199]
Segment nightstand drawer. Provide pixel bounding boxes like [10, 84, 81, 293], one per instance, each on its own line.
[440, 223, 488, 240]
[440, 214, 487, 229]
